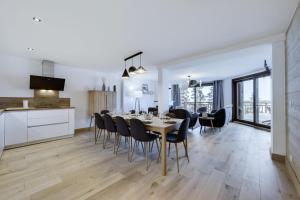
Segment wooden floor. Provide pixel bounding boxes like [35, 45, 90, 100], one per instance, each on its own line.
[0, 123, 299, 200]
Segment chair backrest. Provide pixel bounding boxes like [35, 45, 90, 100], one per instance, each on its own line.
[173, 109, 191, 119]
[95, 113, 105, 129]
[130, 110, 136, 114]
[115, 116, 131, 137]
[165, 112, 176, 118]
[197, 107, 207, 113]
[130, 118, 151, 142]
[176, 118, 190, 142]
[103, 114, 117, 132]
[101, 110, 109, 115]
[213, 108, 226, 127]
[148, 107, 158, 113]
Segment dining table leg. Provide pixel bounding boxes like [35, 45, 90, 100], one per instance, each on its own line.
[161, 132, 167, 176]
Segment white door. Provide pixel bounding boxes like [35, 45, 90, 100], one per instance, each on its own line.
[5, 111, 28, 146]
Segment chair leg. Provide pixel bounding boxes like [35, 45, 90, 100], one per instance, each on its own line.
[103, 131, 108, 149]
[168, 142, 171, 157]
[200, 126, 203, 135]
[95, 126, 97, 144]
[183, 140, 189, 162]
[131, 139, 136, 162]
[141, 142, 145, 155]
[150, 141, 154, 152]
[98, 129, 102, 141]
[175, 143, 179, 173]
[116, 134, 121, 155]
[128, 137, 131, 162]
[113, 133, 118, 154]
[145, 142, 149, 171]
[157, 139, 161, 163]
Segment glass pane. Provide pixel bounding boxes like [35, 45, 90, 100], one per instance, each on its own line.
[257, 76, 271, 126]
[237, 80, 254, 122]
[195, 85, 213, 113]
[181, 87, 195, 112]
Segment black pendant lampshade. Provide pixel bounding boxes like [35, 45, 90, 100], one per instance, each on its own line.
[128, 66, 137, 75]
[136, 54, 146, 74]
[122, 69, 129, 79]
[122, 61, 130, 79]
[128, 58, 136, 75]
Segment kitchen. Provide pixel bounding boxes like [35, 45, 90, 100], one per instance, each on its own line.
[0, 60, 75, 157]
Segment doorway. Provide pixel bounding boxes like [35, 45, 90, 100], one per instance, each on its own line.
[232, 71, 271, 129]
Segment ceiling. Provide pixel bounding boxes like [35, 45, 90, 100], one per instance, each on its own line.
[168, 44, 272, 83]
[0, 0, 298, 73]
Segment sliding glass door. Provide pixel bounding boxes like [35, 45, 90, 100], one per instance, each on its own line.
[236, 79, 254, 122]
[233, 71, 271, 129]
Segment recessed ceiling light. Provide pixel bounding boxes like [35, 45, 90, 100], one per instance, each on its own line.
[32, 17, 42, 22]
[27, 48, 34, 51]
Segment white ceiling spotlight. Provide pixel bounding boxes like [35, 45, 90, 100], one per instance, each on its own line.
[32, 17, 42, 22]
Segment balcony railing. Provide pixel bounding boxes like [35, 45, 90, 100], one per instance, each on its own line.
[238, 101, 271, 126]
[183, 101, 213, 113]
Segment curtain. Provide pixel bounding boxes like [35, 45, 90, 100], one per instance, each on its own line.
[171, 84, 181, 107]
[213, 80, 224, 111]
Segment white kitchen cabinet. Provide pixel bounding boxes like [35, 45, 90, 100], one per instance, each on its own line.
[28, 109, 69, 127]
[5, 111, 28, 146]
[4, 108, 75, 148]
[68, 108, 75, 135]
[28, 123, 69, 142]
[0, 113, 4, 158]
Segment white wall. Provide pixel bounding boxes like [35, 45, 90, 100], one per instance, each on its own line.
[271, 40, 286, 156]
[0, 54, 121, 129]
[123, 78, 157, 112]
[0, 54, 41, 97]
[55, 65, 121, 128]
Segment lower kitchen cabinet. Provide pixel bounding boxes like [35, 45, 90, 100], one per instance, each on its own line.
[5, 111, 28, 146]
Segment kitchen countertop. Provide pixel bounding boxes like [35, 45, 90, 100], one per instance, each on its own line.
[2, 107, 75, 112]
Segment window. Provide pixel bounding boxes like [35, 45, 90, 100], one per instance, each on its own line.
[180, 84, 213, 113]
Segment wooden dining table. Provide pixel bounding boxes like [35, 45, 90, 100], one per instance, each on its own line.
[113, 114, 182, 176]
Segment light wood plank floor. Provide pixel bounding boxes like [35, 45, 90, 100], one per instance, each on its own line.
[0, 123, 299, 200]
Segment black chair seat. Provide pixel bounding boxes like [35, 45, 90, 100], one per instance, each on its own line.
[139, 133, 159, 142]
[166, 132, 178, 143]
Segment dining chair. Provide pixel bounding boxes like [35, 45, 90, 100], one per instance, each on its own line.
[103, 114, 118, 152]
[101, 110, 110, 115]
[94, 113, 105, 144]
[115, 116, 132, 161]
[130, 118, 160, 170]
[165, 118, 190, 173]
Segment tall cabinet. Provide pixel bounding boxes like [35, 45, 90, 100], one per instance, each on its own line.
[88, 91, 117, 116]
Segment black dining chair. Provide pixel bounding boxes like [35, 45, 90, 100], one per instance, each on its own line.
[101, 110, 110, 115]
[130, 118, 160, 170]
[115, 116, 132, 161]
[94, 113, 105, 144]
[103, 114, 118, 152]
[165, 118, 190, 173]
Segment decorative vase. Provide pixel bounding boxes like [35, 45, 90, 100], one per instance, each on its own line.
[101, 77, 106, 91]
[113, 85, 116, 92]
